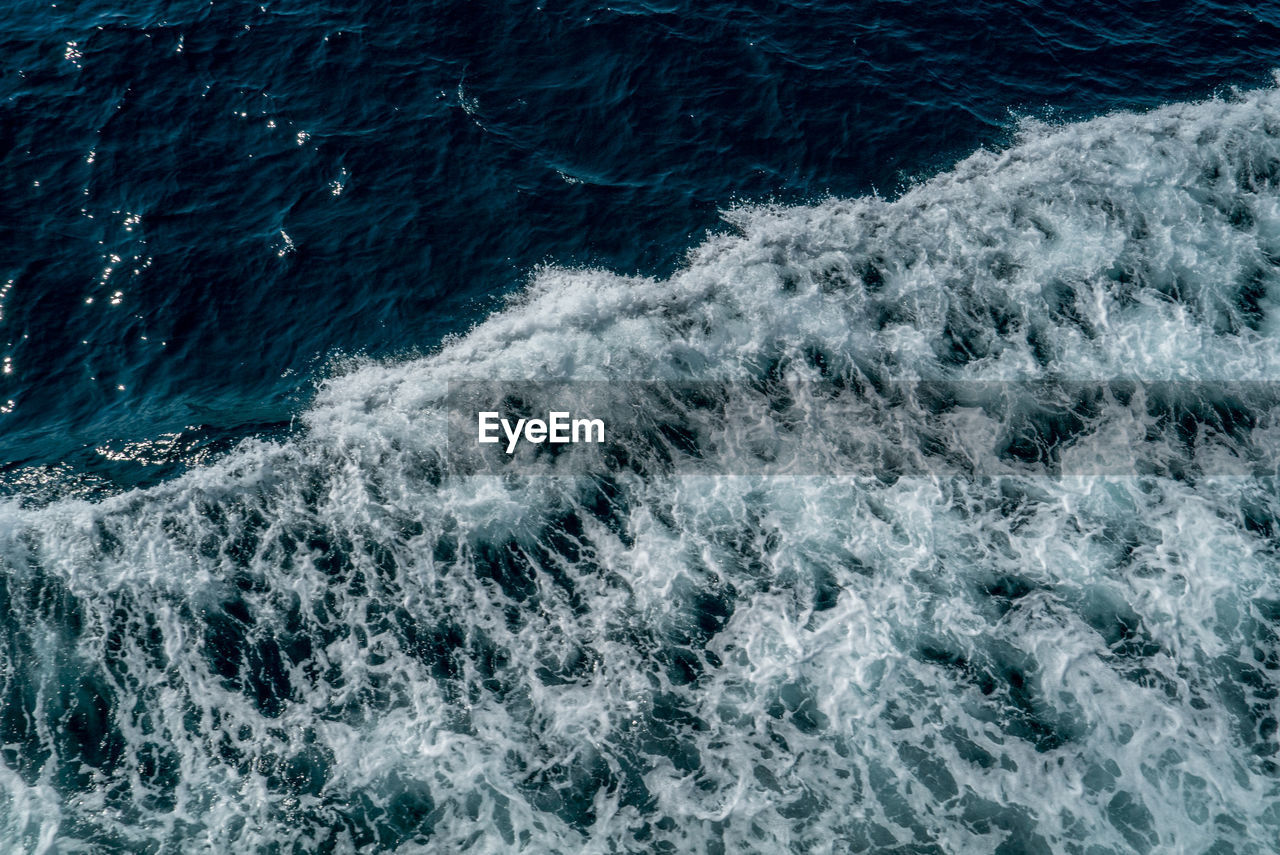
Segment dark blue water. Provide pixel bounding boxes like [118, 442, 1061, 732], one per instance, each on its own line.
[2, 0, 1277, 495]
[6, 2, 1280, 852]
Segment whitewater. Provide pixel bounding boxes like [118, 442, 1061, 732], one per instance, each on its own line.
[4, 81, 1280, 853]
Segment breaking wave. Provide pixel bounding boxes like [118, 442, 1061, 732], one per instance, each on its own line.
[5, 82, 1280, 852]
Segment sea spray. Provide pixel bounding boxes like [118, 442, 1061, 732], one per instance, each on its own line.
[4, 82, 1280, 852]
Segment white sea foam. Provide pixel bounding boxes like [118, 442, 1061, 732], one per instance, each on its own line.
[4, 82, 1280, 852]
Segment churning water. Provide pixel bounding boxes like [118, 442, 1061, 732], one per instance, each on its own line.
[6, 78, 1280, 851]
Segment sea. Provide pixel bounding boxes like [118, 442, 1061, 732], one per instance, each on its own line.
[3, 0, 1280, 852]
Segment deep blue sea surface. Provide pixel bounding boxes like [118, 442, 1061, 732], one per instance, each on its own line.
[4, 1, 1280, 852]
[2, 0, 1277, 495]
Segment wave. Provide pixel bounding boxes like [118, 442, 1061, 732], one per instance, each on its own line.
[5, 81, 1280, 852]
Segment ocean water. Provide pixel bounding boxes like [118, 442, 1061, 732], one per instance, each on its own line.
[4, 1, 1280, 852]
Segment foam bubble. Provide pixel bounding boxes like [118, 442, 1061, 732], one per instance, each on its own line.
[5, 82, 1280, 852]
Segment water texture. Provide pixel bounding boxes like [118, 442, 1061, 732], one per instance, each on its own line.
[4, 1, 1280, 853]
[3, 0, 1279, 490]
